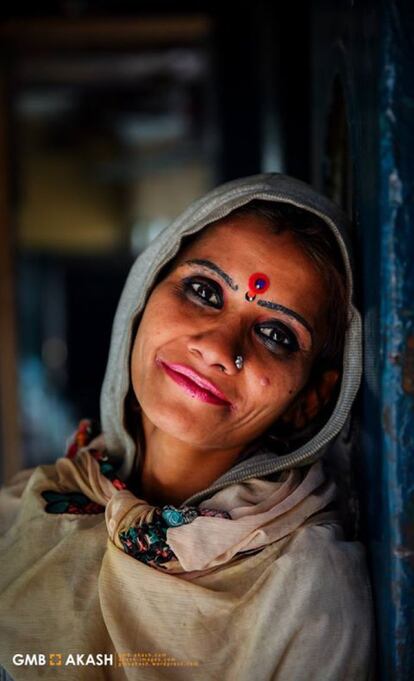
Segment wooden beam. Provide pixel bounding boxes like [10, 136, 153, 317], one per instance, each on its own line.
[0, 16, 211, 51]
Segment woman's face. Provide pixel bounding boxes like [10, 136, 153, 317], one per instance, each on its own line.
[131, 214, 330, 451]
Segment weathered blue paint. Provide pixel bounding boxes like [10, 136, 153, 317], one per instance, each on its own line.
[312, 1, 414, 678]
[378, 1, 414, 675]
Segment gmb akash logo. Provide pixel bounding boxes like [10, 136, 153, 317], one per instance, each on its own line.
[12, 653, 114, 667]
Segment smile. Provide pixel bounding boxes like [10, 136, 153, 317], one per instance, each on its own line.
[157, 359, 232, 406]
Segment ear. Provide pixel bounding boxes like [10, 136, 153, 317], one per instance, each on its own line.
[281, 369, 340, 431]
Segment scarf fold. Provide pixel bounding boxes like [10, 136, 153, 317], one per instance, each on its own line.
[46, 438, 337, 574]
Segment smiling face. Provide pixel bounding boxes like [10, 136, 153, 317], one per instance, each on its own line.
[130, 214, 332, 453]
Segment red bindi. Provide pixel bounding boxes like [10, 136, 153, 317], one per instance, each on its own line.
[245, 272, 270, 302]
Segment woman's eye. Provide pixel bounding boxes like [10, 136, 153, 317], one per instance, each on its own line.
[255, 323, 299, 354]
[183, 278, 223, 309]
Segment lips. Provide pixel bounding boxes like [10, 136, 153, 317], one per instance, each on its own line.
[157, 359, 232, 407]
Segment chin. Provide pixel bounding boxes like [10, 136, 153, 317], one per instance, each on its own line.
[141, 398, 232, 448]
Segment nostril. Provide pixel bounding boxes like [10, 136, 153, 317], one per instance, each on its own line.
[189, 346, 202, 358]
[187, 332, 240, 375]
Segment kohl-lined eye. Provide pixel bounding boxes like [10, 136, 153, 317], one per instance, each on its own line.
[182, 276, 223, 309]
[254, 321, 299, 354]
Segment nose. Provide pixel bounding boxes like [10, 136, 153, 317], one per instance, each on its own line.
[187, 323, 242, 376]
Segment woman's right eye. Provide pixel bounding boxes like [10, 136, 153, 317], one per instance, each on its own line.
[182, 277, 223, 309]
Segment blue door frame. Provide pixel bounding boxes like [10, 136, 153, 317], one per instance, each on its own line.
[375, 1, 414, 674]
[312, 1, 414, 678]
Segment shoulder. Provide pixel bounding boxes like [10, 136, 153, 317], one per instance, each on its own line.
[284, 521, 368, 570]
[276, 522, 373, 611]
[262, 524, 375, 680]
[273, 524, 374, 653]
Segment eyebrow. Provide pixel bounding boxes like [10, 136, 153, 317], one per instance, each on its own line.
[257, 300, 314, 339]
[183, 258, 313, 341]
[183, 259, 239, 291]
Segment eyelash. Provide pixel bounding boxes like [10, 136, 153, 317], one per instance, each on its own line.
[180, 276, 300, 355]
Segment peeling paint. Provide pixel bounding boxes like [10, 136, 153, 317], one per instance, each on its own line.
[382, 405, 395, 440]
[378, 0, 414, 678]
[394, 546, 414, 561]
[389, 168, 403, 206]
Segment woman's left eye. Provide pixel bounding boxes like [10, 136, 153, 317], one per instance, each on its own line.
[182, 277, 223, 309]
[254, 322, 299, 354]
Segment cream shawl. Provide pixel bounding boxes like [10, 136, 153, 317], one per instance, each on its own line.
[0, 446, 373, 680]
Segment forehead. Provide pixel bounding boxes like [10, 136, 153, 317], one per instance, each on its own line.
[174, 215, 329, 328]
[178, 215, 323, 285]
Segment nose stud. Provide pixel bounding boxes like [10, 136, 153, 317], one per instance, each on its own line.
[234, 355, 244, 370]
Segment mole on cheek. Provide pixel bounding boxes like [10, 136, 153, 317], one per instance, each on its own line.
[260, 376, 270, 387]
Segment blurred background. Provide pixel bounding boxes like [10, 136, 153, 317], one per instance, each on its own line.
[0, 1, 316, 472]
[0, 2, 413, 678]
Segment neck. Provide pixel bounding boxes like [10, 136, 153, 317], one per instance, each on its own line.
[134, 414, 243, 507]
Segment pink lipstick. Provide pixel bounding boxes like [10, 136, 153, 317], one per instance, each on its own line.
[157, 359, 231, 406]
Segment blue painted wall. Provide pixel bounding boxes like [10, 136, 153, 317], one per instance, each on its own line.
[312, 1, 414, 679]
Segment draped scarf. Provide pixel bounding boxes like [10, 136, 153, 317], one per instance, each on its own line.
[39, 422, 338, 575]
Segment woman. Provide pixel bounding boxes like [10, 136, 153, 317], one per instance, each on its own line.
[0, 173, 373, 680]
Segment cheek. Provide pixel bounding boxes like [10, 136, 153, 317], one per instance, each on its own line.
[130, 336, 144, 401]
[130, 293, 190, 392]
[130, 306, 161, 394]
[132, 297, 170, 359]
[254, 362, 310, 414]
